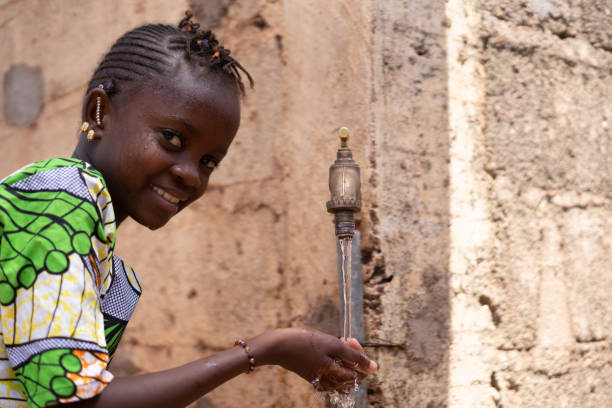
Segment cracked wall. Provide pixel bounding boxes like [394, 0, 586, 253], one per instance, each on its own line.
[1, 1, 610, 407]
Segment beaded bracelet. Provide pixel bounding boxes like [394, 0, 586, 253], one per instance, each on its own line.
[234, 339, 255, 373]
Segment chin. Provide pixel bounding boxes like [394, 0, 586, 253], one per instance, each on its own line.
[132, 213, 172, 231]
[146, 223, 165, 231]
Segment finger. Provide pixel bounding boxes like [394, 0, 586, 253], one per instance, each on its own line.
[346, 337, 365, 353]
[329, 359, 358, 381]
[332, 340, 377, 374]
[320, 361, 358, 392]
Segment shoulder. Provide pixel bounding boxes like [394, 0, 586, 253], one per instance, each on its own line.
[0, 158, 119, 304]
[0, 157, 116, 245]
[1, 157, 106, 194]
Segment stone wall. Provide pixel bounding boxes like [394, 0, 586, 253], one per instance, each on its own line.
[1, 0, 610, 407]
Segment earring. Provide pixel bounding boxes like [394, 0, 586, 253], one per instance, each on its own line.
[80, 121, 97, 142]
[96, 96, 102, 126]
[95, 84, 104, 126]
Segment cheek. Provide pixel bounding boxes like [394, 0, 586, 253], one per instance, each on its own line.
[181, 174, 211, 209]
[118, 134, 170, 183]
[193, 178, 210, 201]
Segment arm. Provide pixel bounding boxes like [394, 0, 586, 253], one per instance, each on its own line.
[68, 329, 377, 408]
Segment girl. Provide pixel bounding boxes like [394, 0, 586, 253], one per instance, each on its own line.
[0, 12, 377, 408]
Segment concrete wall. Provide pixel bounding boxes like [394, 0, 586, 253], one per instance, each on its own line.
[445, 1, 612, 407]
[1, 0, 610, 407]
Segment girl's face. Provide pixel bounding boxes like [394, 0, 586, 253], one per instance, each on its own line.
[90, 67, 241, 230]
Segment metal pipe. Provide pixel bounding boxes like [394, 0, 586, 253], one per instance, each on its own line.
[328, 127, 367, 407]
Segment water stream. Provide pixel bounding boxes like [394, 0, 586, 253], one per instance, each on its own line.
[327, 237, 358, 408]
[339, 237, 352, 340]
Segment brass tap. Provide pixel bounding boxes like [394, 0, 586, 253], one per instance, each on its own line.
[327, 127, 361, 238]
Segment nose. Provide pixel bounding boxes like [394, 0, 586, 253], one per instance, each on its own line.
[170, 159, 202, 189]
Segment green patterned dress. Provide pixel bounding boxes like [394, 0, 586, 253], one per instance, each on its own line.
[0, 158, 142, 407]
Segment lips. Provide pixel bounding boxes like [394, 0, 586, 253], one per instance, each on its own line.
[150, 185, 183, 205]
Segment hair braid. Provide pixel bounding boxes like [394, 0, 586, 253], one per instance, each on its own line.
[87, 11, 253, 97]
[176, 11, 253, 93]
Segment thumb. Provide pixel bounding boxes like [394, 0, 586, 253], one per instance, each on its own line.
[335, 340, 377, 374]
[344, 337, 365, 353]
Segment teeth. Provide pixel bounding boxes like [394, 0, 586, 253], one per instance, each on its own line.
[151, 185, 181, 205]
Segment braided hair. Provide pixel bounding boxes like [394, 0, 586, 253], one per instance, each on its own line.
[86, 11, 253, 97]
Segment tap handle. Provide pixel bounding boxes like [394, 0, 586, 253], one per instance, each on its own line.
[339, 127, 349, 148]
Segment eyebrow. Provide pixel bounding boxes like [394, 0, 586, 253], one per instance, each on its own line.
[165, 114, 229, 156]
[166, 114, 196, 133]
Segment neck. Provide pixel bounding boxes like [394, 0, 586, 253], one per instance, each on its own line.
[71, 138, 128, 228]
[71, 138, 94, 164]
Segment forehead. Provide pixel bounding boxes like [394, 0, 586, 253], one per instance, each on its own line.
[117, 67, 241, 135]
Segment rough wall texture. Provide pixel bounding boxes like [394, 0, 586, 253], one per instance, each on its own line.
[1, 1, 610, 407]
[364, 1, 451, 407]
[453, 0, 612, 407]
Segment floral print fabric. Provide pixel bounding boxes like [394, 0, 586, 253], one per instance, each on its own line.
[0, 158, 142, 406]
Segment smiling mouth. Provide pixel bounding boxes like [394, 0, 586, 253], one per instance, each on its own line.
[150, 185, 182, 205]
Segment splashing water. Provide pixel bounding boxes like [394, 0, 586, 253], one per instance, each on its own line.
[328, 391, 356, 408]
[311, 377, 359, 408]
[328, 377, 359, 408]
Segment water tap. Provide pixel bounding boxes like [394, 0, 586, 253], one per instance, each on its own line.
[327, 127, 361, 238]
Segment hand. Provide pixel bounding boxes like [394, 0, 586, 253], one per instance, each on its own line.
[249, 328, 377, 393]
[339, 337, 370, 389]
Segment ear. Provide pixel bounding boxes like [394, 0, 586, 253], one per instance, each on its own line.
[82, 86, 112, 138]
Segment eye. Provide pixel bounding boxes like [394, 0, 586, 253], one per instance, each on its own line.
[161, 130, 183, 148]
[201, 156, 219, 170]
